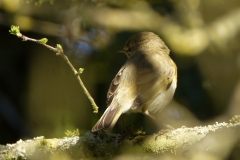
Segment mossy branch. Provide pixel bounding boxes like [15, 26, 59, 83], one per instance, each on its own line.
[9, 25, 98, 113]
[1, 117, 240, 159]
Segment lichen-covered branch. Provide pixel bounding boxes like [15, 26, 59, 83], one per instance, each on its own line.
[1, 117, 240, 160]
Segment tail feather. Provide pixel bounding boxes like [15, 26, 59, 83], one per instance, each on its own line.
[92, 106, 122, 132]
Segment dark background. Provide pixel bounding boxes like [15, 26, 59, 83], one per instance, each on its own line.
[1, 2, 240, 158]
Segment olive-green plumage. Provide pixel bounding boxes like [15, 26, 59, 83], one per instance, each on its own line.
[92, 32, 177, 132]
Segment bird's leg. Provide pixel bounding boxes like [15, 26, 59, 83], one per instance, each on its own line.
[143, 110, 175, 140]
[121, 115, 125, 134]
[143, 110, 174, 130]
[119, 115, 128, 136]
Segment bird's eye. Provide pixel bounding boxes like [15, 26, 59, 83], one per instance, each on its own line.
[128, 48, 131, 52]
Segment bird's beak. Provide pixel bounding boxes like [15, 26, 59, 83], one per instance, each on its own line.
[117, 49, 126, 54]
[117, 49, 130, 58]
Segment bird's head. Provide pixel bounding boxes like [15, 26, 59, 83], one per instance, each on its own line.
[120, 32, 170, 58]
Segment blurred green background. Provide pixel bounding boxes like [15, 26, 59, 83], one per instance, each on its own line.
[1, 0, 240, 155]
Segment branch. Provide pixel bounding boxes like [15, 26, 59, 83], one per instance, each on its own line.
[9, 25, 98, 113]
[1, 116, 240, 159]
[82, 3, 240, 55]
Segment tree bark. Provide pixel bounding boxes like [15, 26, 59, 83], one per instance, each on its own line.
[1, 116, 240, 160]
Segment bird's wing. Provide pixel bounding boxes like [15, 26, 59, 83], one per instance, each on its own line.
[130, 50, 177, 110]
[106, 66, 125, 107]
[91, 104, 123, 132]
[92, 63, 137, 131]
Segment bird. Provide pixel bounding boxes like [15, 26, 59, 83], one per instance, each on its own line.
[92, 32, 177, 132]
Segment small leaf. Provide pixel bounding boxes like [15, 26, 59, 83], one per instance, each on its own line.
[93, 107, 98, 114]
[56, 44, 63, 51]
[55, 44, 63, 55]
[37, 139, 48, 147]
[65, 129, 80, 137]
[230, 115, 240, 124]
[9, 25, 21, 36]
[39, 38, 48, 44]
[78, 68, 84, 74]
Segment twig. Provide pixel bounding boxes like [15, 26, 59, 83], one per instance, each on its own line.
[9, 25, 98, 113]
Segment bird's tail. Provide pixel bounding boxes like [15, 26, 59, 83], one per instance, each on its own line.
[92, 106, 122, 132]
